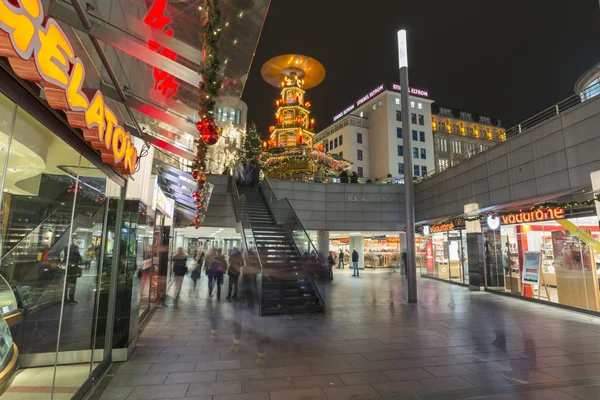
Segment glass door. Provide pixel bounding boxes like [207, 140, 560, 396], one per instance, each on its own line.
[483, 227, 505, 290]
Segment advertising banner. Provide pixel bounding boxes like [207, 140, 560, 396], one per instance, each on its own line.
[522, 251, 542, 284]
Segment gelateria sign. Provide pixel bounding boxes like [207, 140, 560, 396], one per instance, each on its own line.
[0, 0, 138, 174]
[501, 207, 565, 225]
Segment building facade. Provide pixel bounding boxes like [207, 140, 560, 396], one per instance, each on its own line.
[316, 84, 434, 180]
[432, 106, 505, 172]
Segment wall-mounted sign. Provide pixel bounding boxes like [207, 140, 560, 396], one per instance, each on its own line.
[422, 225, 430, 236]
[487, 215, 500, 230]
[144, 0, 179, 99]
[391, 84, 429, 98]
[522, 251, 542, 284]
[346, 194, 399, 203]
[0, 0, 138, 174]
[152, 177, 174, 218]
[332, 83, 429, 121]
[430, 223, 455, 233]
[501, 207, 564, 225]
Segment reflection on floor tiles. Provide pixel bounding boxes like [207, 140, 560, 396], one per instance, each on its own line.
[93, 273, 600, 399]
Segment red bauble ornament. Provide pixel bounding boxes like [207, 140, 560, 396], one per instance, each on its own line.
[196, 119, 219, 146]
[197, 177, 206, 185]
[192, 170, 199, 179]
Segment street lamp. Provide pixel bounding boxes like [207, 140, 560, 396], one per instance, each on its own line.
[398, 29, 417, 303]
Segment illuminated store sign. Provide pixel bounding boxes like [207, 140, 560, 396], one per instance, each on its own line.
[501, 207, 565, 225]
[0, 0, 139, 174]
[144, 0, 179, 99]
[487, 215, 500, 230]
[391, 83, 429, 98]
[430, 223, 455, 233]
[356, 84, 385, 106]
[332, 83, 429, 121]
[333, 104, 355, 122]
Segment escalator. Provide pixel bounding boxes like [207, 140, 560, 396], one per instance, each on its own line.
[230, 177, 325, 315]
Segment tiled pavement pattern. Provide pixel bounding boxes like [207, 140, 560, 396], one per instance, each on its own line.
[94, 271, 600, 400]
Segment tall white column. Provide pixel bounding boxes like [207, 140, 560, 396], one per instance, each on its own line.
[591, 171, 600, 221]
[317, 231, 329, 258]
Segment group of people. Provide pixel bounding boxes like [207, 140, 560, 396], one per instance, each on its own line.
[171, 246, 246, 303]
[327, 249, 360, 278]
[234, 160, 260, 187]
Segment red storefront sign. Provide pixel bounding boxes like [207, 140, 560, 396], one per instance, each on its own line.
[501, 207, 565, 225]
[144, 0, 179, 99]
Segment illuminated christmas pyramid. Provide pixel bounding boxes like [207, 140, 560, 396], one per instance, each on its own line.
[261, 54, 325, 148]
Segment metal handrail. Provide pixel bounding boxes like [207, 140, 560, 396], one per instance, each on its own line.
[260, 178, 327, 268]
[422, 81, 600, 180]
[229, 177, 264, 313]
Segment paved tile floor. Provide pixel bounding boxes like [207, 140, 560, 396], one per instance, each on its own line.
[95, 271, 600, 400]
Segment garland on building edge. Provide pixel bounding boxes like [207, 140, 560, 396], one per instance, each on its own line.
[427, 194, 600, 229]
[192, 0, 222, 228]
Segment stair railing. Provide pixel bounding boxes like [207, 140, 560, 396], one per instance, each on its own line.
[259, 179, 326, 308]
[229, 176, 264, 315]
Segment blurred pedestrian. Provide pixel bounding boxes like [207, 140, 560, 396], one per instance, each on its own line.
[172, 248, 188, 303]
[352, 249, 360, 277]
[208, 249, 226, 300]
[227, 248, 243, 300]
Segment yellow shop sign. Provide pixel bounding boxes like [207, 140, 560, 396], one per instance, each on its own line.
[0, 0, 138, 174]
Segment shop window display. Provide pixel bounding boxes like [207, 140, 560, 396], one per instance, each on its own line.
[0, 93, 118, 395]
[488, 213, 600, 311]
[419, 225, 469, 284]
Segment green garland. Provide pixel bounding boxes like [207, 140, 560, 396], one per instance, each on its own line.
[428, 194, 600, 228]
[192, 0, 222, 228]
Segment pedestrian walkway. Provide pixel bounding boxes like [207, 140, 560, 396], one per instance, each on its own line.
[95, 273, 600, 400]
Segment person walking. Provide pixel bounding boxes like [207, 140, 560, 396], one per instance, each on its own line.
[172, 248, 188, 303]
[208, 249, 226, 300]
[337, 249, 344, 269]
[327, 251, 335, 280]
[227, 248, 243, 300]
[65, 246, 82, 304]
[352, 249, 360, 277]
[401, 251, 408, 276]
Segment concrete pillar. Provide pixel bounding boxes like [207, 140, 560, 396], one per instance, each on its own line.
[317, 231, 329, 258]
[350, 236, 364, 269]
[591, 171, 600, 221]
[464, 202, 485, 290]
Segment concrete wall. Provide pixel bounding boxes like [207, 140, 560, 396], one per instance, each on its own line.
[415, 96, 600, 222]
[268, 180, 406, 231]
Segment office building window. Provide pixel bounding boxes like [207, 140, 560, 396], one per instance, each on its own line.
[397, 145, 403, 156]
[357, 132, 363, 144]
[413, 147, 419, 159]
[414, 165, 420, 176]
[339, 135, 343, 145]
[360, 111, 364, 117]
[438, 137, 448, 152]
[398, 163, 404, 175]
[452, 140, 462, 154]
[330, 140, 333, 150]
[396, 110, 402, 121]
[395, 98, 400, 105]
[411, 113, 417, 124]
[412, 130, 418, 141]
[378, 100, 383, 108]
[325, 142, 329, 152]
[421, 166, 427, 176]
[357, 166, 364, 177]
[418, 114, 425, 125]
[421, 148, 426, 159]
[334, 138, 338, 148]
[357, 149, 363, 161]
[339, 151, 343, 159]
[410, 101, 415, 108]
[418, 102, 423, 110]
[396, 128, 402, 139]
[236, 109, 241, 124]
[420, 131, 425, 142]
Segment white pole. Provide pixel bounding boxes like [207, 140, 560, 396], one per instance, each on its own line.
[398, 29, 417, 303]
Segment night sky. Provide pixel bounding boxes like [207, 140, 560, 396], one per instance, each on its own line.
[241, 0, 600, 137]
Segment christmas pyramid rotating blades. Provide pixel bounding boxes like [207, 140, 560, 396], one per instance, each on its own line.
[261, 54, 326, 89]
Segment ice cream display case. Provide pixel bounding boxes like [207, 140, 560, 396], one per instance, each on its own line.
[0, 314, 18, 395]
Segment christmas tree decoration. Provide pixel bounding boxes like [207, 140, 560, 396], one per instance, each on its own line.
[192, 0, 222, 228]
